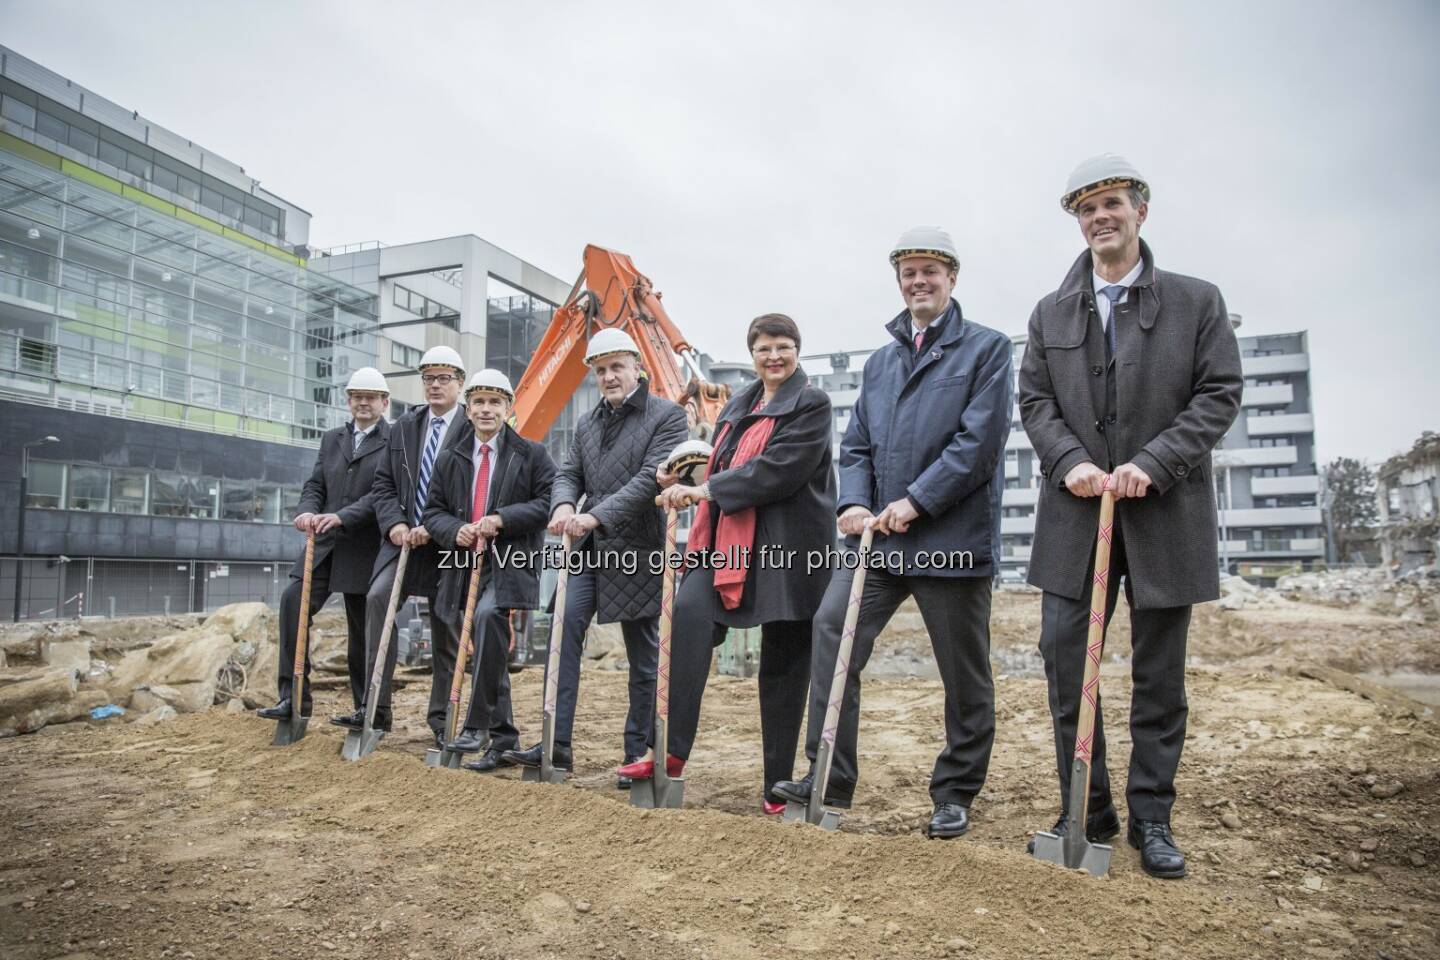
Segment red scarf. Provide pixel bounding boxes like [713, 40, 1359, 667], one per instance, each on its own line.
[686, 407, 777, 610]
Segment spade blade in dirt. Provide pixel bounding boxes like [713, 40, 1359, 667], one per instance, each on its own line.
[1031, 827, 1113, 876]
[341, 726, 384, 761]
[271, 715, 308, 746]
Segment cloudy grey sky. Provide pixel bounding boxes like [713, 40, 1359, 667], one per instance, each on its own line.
[3, 1, 1437, 463]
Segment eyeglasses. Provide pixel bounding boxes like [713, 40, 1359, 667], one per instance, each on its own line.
[751, 345, 797, 358]
[421, 374, 459, 385]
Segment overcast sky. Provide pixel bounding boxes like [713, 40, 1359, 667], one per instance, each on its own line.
[3, 1, 1437, 464]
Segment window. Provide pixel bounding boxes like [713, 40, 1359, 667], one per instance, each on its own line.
[1, 94, 36, 128]
[390, 341, 422, 366]
[67, 126, 98, 156]
[111, 469, 148, 514]
[254, 484, 282, 524]
[151, 471, 219, 519]
[68, 466, 111, 512]
[35, 109, 67, 143]
[25, 460, 65, 508]
[222, 479, 256, 521]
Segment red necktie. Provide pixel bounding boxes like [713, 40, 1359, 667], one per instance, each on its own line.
[471, 444, 491, 522]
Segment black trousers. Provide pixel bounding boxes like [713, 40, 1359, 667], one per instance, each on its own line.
[658, 566, 811, 803]
[454, 578, 519, 749]
[278, 554, 367, 711]
[803, 565, 994, 807]
[548, 569, 658, 758]
[1039, 516, 1192, 823]
[363, 553, 448, 726]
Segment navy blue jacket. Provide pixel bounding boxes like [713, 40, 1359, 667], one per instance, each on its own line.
[838, 300, 1012, 577]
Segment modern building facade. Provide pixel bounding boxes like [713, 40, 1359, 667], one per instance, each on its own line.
[0, 46, 578, 619]
[788, 323, 1324, 583]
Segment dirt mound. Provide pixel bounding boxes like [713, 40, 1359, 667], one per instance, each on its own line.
[2, 657, 1436, 959]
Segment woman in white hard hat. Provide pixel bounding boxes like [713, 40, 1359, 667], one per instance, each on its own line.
[621, 314, 837, 815]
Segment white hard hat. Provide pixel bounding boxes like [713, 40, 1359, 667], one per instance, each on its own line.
[1061, 154, 1151, 214]
[583, 328, 641, 365]
[345, 367, 390, 394]
[665, 438, 714, 486]
[463, 368, 515, 401]
[418, 345, 466, 374]
[889, 226, 959, 271]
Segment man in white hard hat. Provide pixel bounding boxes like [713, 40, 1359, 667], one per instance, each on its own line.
[345, 345, 471, 747]
[772, 227, 1012, 840]
[503, 329, 688, 778]
[420, 370, 556, 770]
[258, 367, 391, 726]
[1020, 155, 1242, 878]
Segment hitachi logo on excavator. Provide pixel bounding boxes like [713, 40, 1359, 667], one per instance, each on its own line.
[538, 330, 578, 383]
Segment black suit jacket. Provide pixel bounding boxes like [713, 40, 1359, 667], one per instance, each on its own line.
[369, 404, 470, 596]
[289, 419, 390, 594]
[424, 424, 557, 619]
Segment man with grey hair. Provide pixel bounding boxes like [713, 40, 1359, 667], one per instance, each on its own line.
[1019, 155, 1242, 878]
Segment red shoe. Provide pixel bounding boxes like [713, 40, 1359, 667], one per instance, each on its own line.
[616, 755, 685, 780]
[763, 800, 786, 816]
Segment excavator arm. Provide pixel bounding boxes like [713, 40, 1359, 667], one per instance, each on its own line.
[512, 244, 730, 441]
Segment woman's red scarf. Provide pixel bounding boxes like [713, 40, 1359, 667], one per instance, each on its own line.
[686, 403, 777, 610]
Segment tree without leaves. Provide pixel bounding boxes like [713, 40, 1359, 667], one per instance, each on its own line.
[1324, 457, 1379, 561]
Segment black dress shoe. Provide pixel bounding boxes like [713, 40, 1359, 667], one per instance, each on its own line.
[329, 710, 364, 729]
[1128, 819, 1187, 879]
[446, 728, 488, 754]
[1026, 803, 1121, 854]
[502, 742, 574, 772]
[430, 729, 446, 751]
[257, 700, 310, 720]
[463, 745, 511, 772]
[770, 774, 854, 810]
[925, 802, 971, 839]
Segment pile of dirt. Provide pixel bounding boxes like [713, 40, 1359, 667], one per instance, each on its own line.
[2, 655, 1436, 960]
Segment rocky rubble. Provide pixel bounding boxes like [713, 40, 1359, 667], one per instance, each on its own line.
[1278, 565, 1440, 622]
[0, 603, 281, 737]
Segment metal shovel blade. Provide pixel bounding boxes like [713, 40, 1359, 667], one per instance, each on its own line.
[520, 764, 569, 785]
[341, 726, 384, 761]
[1031, 829, 1113, 876]
[424, 747, 464, 769]
[628, 775, 685, 809]
[781, 799, 842, 831]
[271, 716, 309, 746]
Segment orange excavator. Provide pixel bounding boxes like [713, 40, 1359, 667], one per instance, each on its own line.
[511, 244, 730, 439]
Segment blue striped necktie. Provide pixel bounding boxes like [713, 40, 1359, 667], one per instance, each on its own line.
[415, 417, 445, 524]
[1099, 284, 1126, 362]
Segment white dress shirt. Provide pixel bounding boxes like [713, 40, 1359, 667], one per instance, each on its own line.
[1092, 257, 1145, 326]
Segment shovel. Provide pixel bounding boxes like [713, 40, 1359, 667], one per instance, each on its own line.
[523, 529, 574, 786]
[1031, 479, 1117, 877]
[342, 544, 410, 761]
[272, 531, 315, 746]
[629, 502, 685, 809]
[785, 522, 875, 830]
[426, 544, 487, 769]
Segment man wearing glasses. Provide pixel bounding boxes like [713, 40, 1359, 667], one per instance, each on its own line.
[341, 346, 482, 749]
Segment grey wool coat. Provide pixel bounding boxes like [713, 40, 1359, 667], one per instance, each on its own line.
[289, 419, 390, 595]
[1019, 239, 1243, 609]
[551, 378, 689, 623]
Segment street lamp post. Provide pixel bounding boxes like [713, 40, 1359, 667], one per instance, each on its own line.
[14, 436, 60, 622]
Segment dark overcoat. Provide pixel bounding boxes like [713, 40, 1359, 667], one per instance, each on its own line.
[837, 300, 1013, 577]
[697, 368, 837, 627]
[1019, 239, 1243, 609]
[551, 379, 689, 623]
[289, 419, 390, 594]
[422, 424, 557, 621]
[369, 405, 470, 597]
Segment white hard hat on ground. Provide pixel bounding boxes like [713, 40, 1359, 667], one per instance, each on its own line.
[1061, 154, 1151, 214]
[889, 226, 960, 271]
[345, 367, 390, 394]
[418, 345, 466, 374]
[665, 438, 714, 486]
[463, 368, 515, 401]
[583, 329, 642, 365]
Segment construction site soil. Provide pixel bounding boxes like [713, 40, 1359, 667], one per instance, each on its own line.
[2, 591, 1437, 959]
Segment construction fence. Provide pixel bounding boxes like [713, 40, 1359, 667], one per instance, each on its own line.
[1, 555, 294, 621]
